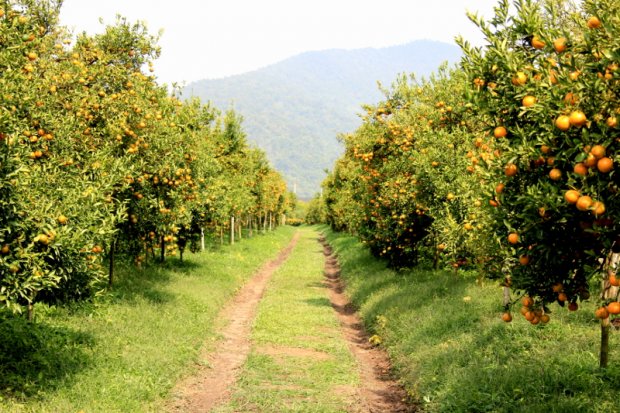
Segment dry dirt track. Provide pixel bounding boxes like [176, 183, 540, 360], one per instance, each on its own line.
[168, 232, 301, 412]
[319, 235, 414, 413]
[168, 231, 415, 412]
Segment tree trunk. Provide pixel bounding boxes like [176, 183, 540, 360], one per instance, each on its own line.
[230, 216, 235, 245]
[600, 251, 620, 368]
[160, 235, 165, 262]
[502, 285, 511, 307]
[601, 317, 610, 368]
[237, 216, 242, 240]
[108, 237, 116, 288]
[27, 302, 34, 322]
[220, 227, 224, 246]
[269, 212, 273, 231]
[201, 227, 205, 251]
[248, 214, 253, 237]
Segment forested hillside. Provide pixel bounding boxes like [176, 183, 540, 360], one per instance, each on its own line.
[185, 40, 461, 198]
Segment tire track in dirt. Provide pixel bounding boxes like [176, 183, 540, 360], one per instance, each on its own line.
[319, 235, 416, 413]
[168, 232, 300, 412]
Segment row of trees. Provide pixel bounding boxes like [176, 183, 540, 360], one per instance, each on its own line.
[313, 0, 619, 365]
[0, 0, 292, 316]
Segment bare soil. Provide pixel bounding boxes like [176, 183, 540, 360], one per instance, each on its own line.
[167, 232, 300, 412]
[319, 235, 417, 413]
[168, 231, 415, 412]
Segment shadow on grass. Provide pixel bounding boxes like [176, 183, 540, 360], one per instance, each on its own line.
[303, 297, 332, 308]
[0, 311, 94, 399]
[306, 281, 328, 289]
[107, 255, 202, 305]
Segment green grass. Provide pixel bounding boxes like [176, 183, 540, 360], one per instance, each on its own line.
[0, 226, 296, 413]
[323, 226, 620, 413]
[216, 227, 360, 413]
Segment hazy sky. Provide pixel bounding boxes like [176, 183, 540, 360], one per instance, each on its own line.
[59, 0, 500, 86]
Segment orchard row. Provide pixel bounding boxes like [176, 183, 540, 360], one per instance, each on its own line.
[310, 0, 619, 328]
[0, 1, 292, 315]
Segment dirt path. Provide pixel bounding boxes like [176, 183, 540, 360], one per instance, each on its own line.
[167, 232, 300, 412]
[319, 235, 415, 413]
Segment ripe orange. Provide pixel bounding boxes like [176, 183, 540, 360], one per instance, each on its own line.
[552, 282, 563, 293]
[495, 183, 505, 194]
[549, 69, 559, 84]
[519, 255, 530, 265]
[548, 168, 562, 180]
[591, 201, 605, 217]
[564, 190, 580, 204]
[597, 157, 613, 173]
[508, 232, 519, 245]
[501, 312, 513, 322]
[585, 153, 598, 168]
[540, 314, 550, 324]
[595, 306, 609, 319]
[505, 163, 518, 177]
[522, 296, 534, 307]
[489, 199, 499, 207]
[587, 16, 601, 29]
[522, 95, 537, 107]
[524, 311, 535, 321]
[609, 274, 620, 287]
[1, 244, 9, 254]
[558, 292, 568, 302]
[590, 144, 606, 159]
[512, 72, 527, 86]
[553, 37, 567, 53]
[573, 163, 588, 176]
[608, 302, 620, 315]
[607, 116, 618, 128]
[57, 215, 68, 225]
[555, 115, 571, 131]
[563, 92, 578, 105]
[531, 36, 545, 49]
[37, 234, 50, 245]
[569, 110, 587, 127]
[576, 195, 593, 211]
[494, 126, 507, 138]
[540, 145, 551, 154]
[568, 302, 578, 311]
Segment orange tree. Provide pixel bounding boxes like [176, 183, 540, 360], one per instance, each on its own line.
[321, 154, 365, 234]
[322, 67, 497, 270]
[393, 67, 499, 273]
[0, 0, 125, 312]
[459, 0, 620, 354]
[1, 0, 290, 314]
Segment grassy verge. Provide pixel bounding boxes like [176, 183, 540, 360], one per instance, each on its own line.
[323, 226, 620, 413]
[0, 226, 296, 413]
[216, 227, 360, 413]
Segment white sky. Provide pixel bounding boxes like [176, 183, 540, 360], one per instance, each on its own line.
[59, 0, 500, 86]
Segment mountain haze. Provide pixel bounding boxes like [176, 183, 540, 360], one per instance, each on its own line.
[185, 40, 461, 199]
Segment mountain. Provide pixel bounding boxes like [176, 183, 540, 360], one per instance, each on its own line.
[184, 40, 462, 199]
